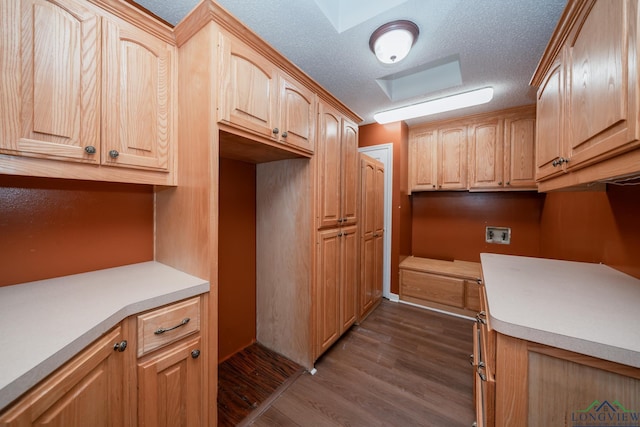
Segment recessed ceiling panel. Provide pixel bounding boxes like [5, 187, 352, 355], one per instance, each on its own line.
[376, 55, 462, 102]
[313, 0, 409, 33]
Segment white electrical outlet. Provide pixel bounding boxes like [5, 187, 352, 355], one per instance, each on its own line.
[486, 226, 511, 244]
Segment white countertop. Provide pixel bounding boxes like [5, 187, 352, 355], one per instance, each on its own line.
[0, 261, 209, 411]
[480, 253, 640, 368]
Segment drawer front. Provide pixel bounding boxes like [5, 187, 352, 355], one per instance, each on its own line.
[401, 270, 464, 307]
[465, 280, 481, 311]
[137, 297, 201, 357]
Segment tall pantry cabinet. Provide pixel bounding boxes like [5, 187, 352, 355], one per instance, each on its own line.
[359, 154, 384, 321]
[315, 101, 360, 358]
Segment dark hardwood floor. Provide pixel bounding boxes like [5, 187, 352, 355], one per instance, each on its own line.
[218, 343, 305, 426]
[246, 300, 476, 426]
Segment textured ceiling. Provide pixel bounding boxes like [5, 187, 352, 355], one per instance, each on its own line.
[133, 0, 567, 126]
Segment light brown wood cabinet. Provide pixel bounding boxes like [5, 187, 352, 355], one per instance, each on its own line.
[358, 154, 384, 321]
[399, 256, 482, 317]
[532, 0, 640, 191]
[136, 297, 206, 427]
[409, 125, 467, 192]
[469, 107, 537, 190]
[218, 31, 316, 155]
[474, 283, 640, 426]
[316, 101, 359, 228]
[472, 283, 496, 427]
[315, 100, 360, 358]
[409, 106, 536, 193]
[137, 336, 204, 427]
[0, 326, 133, 427]
[316, 225, 358, 357]
[535, 58, 565, 181]
[0, 296, 208, 427]
[0, 0, 176, 184]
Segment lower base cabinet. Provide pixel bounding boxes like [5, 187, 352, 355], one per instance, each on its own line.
[138, 336, 204, 427]
[0, 295, 208, 427]
[473, 285, 640, 426]
[0, 326, 132, 427]
[399, 256, 482, 316]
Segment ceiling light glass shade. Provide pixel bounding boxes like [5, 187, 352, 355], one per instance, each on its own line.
[374, 87, 494, 124]
[369, 20, 419, 64]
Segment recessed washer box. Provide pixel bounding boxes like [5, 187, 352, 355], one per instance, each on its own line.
[486, 226, 511, 244]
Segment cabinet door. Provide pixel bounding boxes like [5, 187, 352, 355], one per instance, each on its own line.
[2, 0, 100, 163]
[341, 119, 359, 226]
[316, 228, 341, 356]
[341, 225, 358, 332]
[536, 60, 564, 180]
[566, 0, 638, 168]
[138, 336, 204, 427]
[373, 163, 384, 303]
[0, 327, 129, 427]
[280, 74, 316, 153]
[317, 103, 342, 229]
[102, 17, 173, 171]
[359, 156, 376, 318]
[505, 115, 536, 189]
[360, 155, 385, 320]
[218, 31, 278, 139]
[409, 129, 438, 192]
[438, 126, 468, 190]
[468, 120, 503, 189]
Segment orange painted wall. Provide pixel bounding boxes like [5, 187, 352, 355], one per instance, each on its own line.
[0, 175, 153, 287]
[218, 158, 257, 362]
[411, 185, 640, 279]
[540, 185, 640, 279]
[359, 122, 412, 294]
[411, 191, 544, 262]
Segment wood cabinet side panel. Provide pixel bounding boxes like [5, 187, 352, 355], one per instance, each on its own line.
[495, 334, 528, 426]
[256, 159, 312, 368]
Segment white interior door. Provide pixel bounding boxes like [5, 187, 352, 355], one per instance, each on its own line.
[358, 144, 393, 299]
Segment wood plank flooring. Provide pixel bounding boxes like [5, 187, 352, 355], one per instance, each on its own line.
[249, 300, 476, 426]
[218, 343, 305, 426]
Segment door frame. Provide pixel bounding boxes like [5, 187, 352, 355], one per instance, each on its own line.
[358, 144, 393, 300]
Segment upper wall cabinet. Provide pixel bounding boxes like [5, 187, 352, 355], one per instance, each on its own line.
[218, 31, 316, 155]
[409, 105, 536, 193]
[469, 108, 537, 190]
[102, 16, 174, 172]
[2, 0, 101, 163]
[408, 125, 467, 192]
[316, 101, 359, 229]
[531, 0, 640, 191]
[0, 0, 177, 185]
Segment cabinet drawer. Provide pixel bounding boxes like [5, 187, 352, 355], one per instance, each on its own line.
[137, 297, 201, 357]
[465, 280, 481, 311]
[400, 270, 464, 307]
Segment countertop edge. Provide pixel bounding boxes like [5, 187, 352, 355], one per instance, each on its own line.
[489, 314, 640, 369]
[0, 264, 209, 412]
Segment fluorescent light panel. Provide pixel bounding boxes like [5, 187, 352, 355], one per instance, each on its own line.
[374, 87, 494, 124]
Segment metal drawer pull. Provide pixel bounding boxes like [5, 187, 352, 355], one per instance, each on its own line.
[154, 318, 190, 335]
[477, 363, 487, 381]
[476, 311, 487, 325]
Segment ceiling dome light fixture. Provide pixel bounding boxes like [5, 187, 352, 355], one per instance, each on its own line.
[369, 20, 419, 64]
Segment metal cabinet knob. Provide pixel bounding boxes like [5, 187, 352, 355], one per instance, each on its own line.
[113, 340, 127, 352]
[109, 150, 119, 159]
[498, 181, 502, 186]
[506, 181, 511, 186]
[191, 349, 200, 359]
[84, 146, 96, 154]
[272, 128, 279, 135]
[281, 131, 288, 138]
